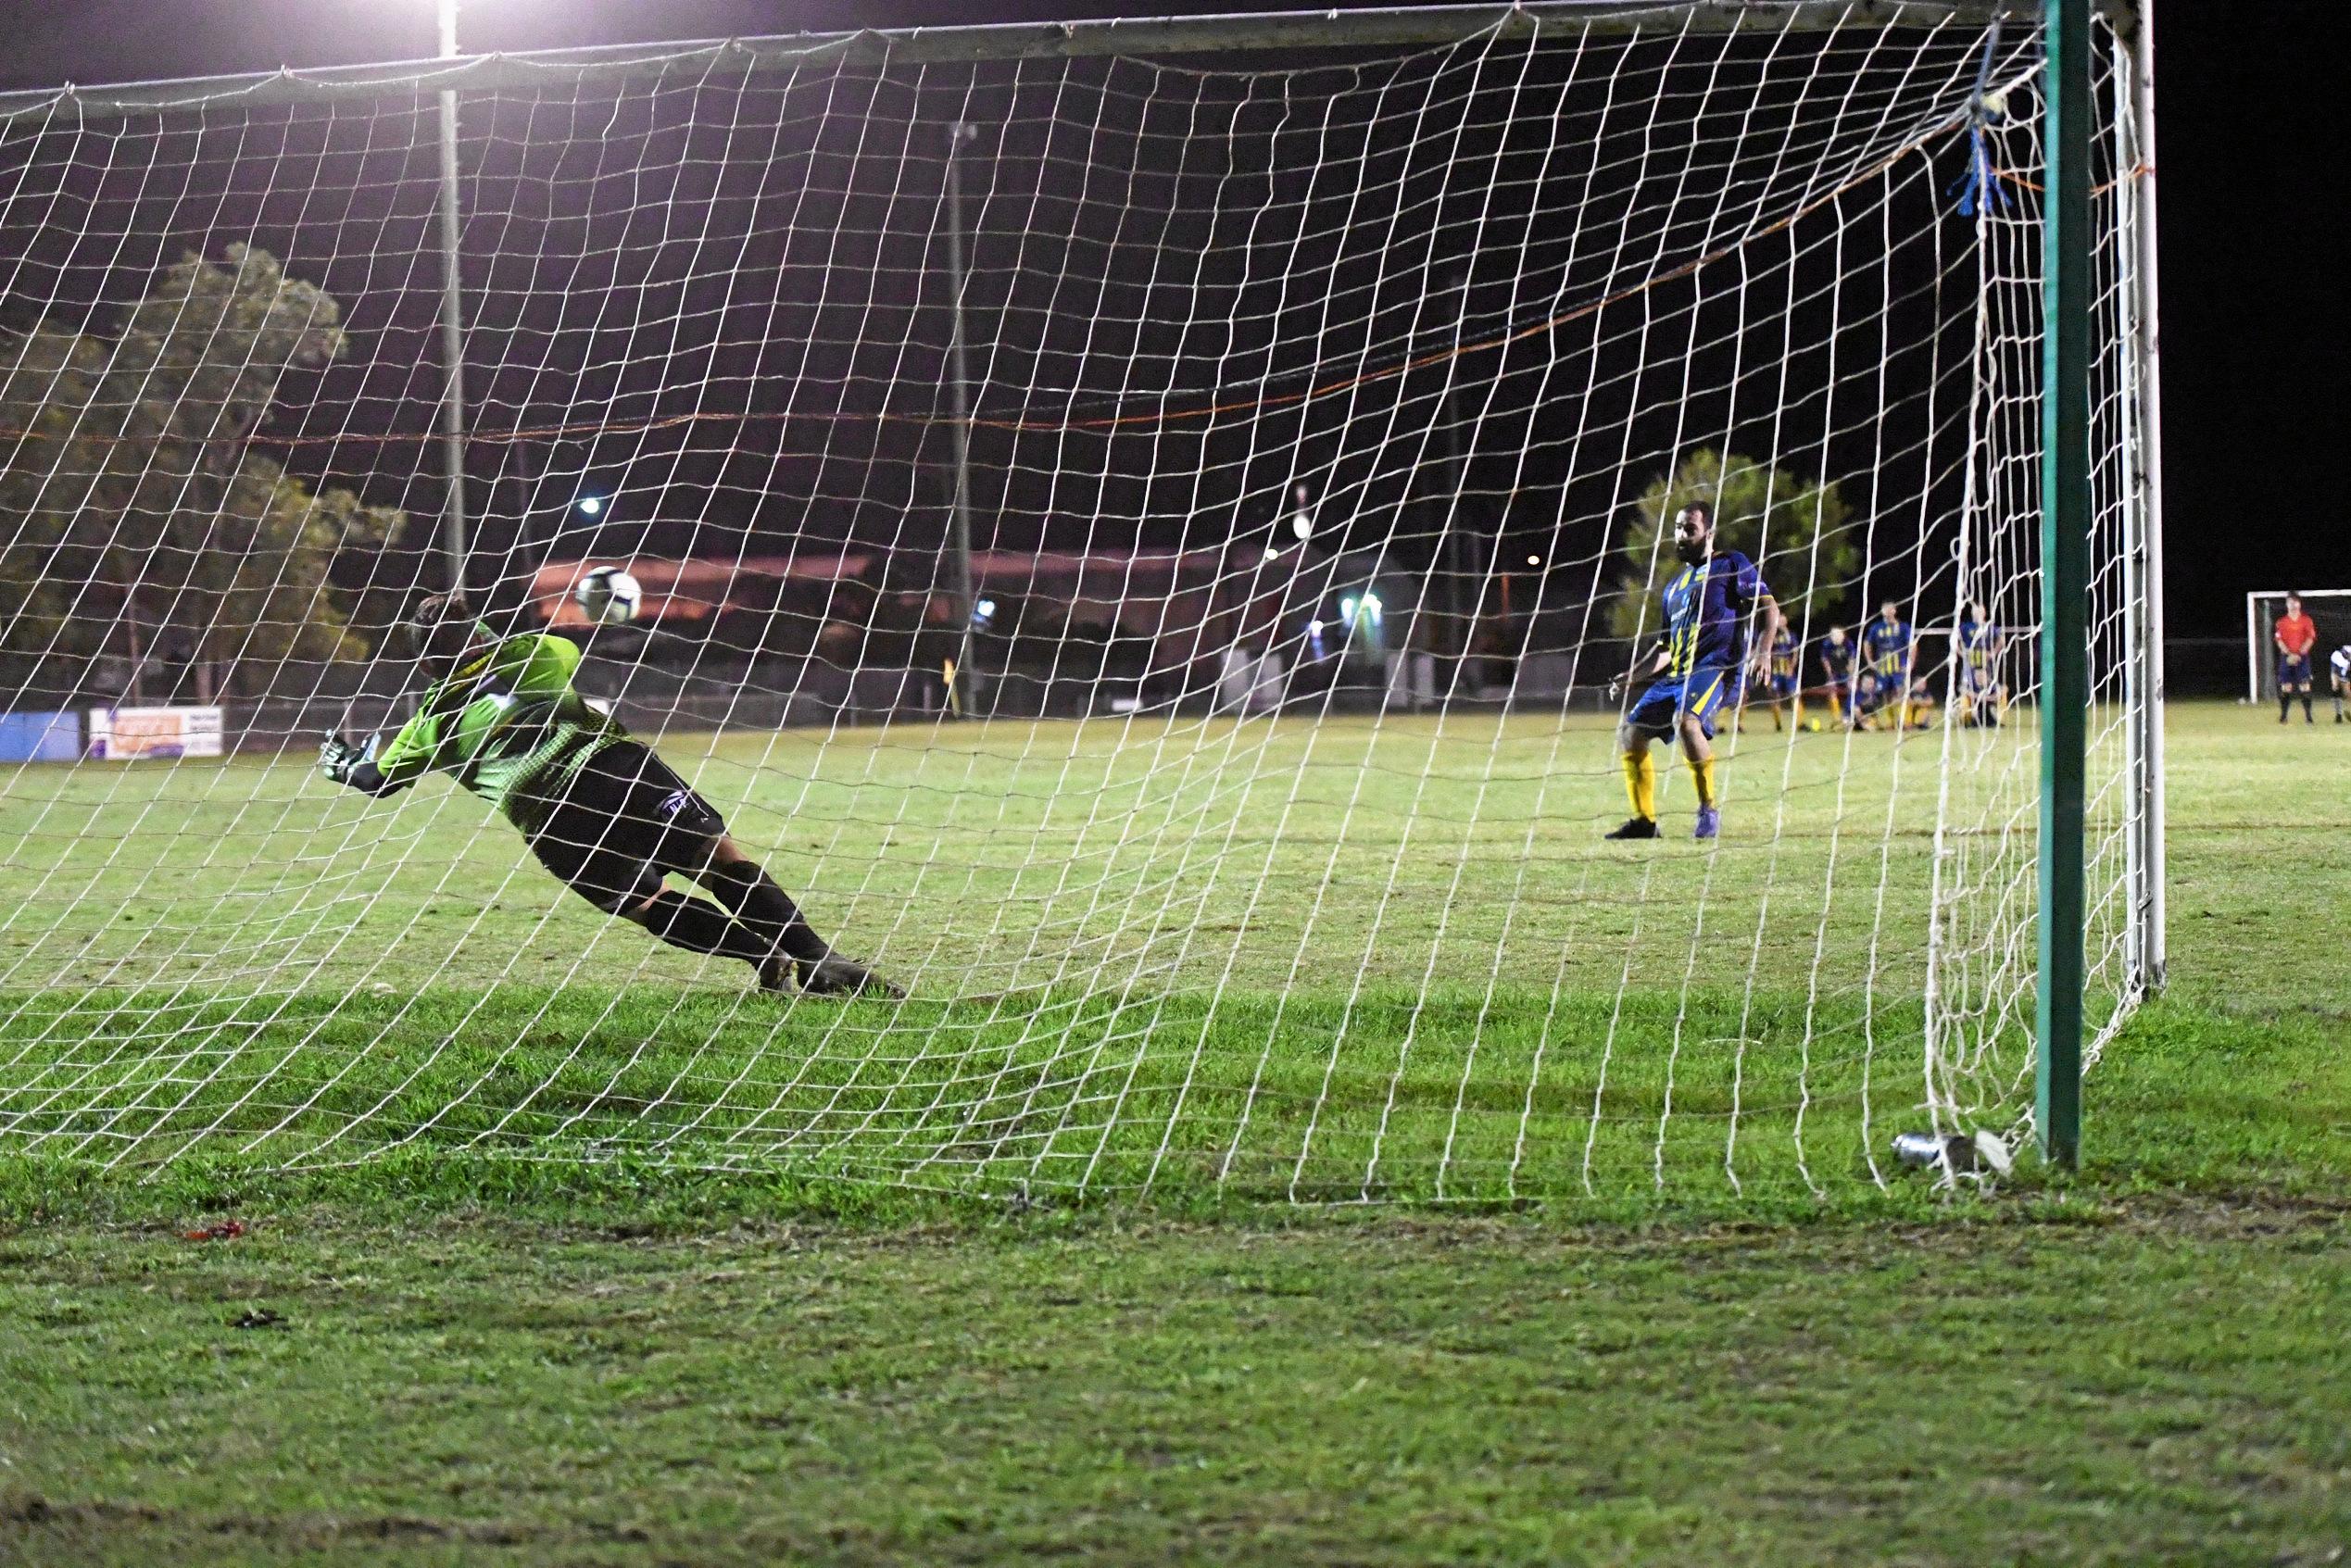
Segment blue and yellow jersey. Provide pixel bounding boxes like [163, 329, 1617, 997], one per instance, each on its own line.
[374, 631, 626, 832]
[1861, 616, 1913, 677]
[1767, 628, 1799, 680]
[1656, 551, 1768, 676]
[1817, 635, 1853, 682]
[1957, 618, 2000, 669]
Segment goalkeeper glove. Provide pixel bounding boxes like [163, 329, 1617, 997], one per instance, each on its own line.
[320, 732, 364, 784]
[320, 732, 401, 796]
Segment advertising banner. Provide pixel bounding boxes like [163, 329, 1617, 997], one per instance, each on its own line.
[86, 706, 224, 760]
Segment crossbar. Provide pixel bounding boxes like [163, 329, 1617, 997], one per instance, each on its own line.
[0, 0, 2068, 123]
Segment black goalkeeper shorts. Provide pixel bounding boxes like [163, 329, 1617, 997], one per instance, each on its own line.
[523, 741, 728, 912]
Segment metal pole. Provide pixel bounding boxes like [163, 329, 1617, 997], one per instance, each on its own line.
[2129, 0, 2166, 990]
[2036, 0, 2090, 1169]
[2245, 593, 2258, 705]
[943, 121, 982, 715]
[434, 0, 471, 594]
[0, 2, 2042, 122]
[2111, 30, 2144, 993]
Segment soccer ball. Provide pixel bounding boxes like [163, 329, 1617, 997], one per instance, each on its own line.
[574, 565, 642, 626]
[1805, 719, 1823, 733]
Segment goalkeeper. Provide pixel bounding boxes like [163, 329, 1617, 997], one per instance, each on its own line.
[1605, 503, 1783, 841]
[320, 593, 898, 998]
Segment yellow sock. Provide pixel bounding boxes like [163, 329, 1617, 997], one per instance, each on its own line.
[1621, 750, 1657, 821]
[1689, 755, 1716, 809]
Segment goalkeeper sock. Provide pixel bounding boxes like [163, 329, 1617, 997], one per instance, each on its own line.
[630, 889, 771, 967]
[1621, 749, 1657, 822]
[2303, 696, 2314, 721]
[2280, 694, 2292, 722]
[704, 859, 834, 965]
[1688, 755, 1717, 809]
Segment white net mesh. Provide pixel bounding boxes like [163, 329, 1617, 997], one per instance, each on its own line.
[0, 6, 2154, 1198]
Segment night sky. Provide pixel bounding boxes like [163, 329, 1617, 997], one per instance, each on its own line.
[0, 0, 2330, 646]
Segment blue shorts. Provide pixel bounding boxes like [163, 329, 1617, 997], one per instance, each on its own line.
[1769, 673, 1798, 698]
[2279, 656, 2312, 687]
[1627, 666, 1741, 739]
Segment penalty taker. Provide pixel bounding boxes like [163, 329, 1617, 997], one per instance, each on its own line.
[319, 593, 899, 997]
[1605, 503, 1783, 842]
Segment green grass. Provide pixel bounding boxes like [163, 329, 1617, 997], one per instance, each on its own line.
[2, 699, 2346, 1563]
[0, 702, 2172, 1198]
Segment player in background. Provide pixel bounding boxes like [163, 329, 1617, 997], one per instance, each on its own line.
[1856, 600, 1915, 731]
[2331, 643, 2351, 723]
[1954, 601, 2005, 727]
[1605, 502, 1783, 841]
[319, 593, 899, 997]
[2274, 593, 2319, 724]
[1761, 622, 1802, 731]
[1816, 624, 1854, 727]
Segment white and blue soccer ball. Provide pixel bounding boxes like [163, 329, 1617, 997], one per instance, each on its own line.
[574, 564, 643, 626]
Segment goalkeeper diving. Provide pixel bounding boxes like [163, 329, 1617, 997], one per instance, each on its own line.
[1605, 502, 1783, 841]
[320, 593, 899, 997]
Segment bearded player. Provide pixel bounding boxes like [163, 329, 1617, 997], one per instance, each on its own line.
[319, 593, 899, 998]
[1606, 503, 1783, 841]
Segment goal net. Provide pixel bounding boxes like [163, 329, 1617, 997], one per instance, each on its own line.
[0, 3, 2159, 1199]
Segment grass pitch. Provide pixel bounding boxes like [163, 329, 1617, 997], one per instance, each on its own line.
[3, 700, 2152, 1199]
[2, 700, 2346, 1564]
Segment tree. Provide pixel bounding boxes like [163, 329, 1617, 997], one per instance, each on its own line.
[0, 244, 407, 696]
[1603, 449, 1856, 643]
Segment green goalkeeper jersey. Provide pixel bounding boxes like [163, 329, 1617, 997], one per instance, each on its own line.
[372, 631, 624, 832]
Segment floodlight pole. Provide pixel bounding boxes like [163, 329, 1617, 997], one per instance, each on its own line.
[2036, 0, 2091, 1169]
[433, 0, 471, 595]
[943, 121, 983, 716]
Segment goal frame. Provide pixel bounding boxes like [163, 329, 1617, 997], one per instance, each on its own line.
[0, 0, 2159, 1177]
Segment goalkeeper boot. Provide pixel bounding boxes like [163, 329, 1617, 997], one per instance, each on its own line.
[1693, 805, 1720, 840]
[800, 954, 906, 999]
[1603, 817, 1660, 840]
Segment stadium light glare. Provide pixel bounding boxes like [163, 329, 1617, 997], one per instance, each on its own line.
[1526, 554, 1541, 567]
[1339, 596, 1357, 622]
[975, 596, 997, 620]
[576, 495, 604, 517]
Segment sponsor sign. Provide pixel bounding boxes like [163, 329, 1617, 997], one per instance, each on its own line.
[86, 706, 224, 760]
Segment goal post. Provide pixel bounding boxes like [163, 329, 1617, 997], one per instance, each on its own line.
[0, 1, 2158, 1197]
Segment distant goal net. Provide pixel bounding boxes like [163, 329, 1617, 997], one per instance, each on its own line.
[0, 2, 2159, 1198]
